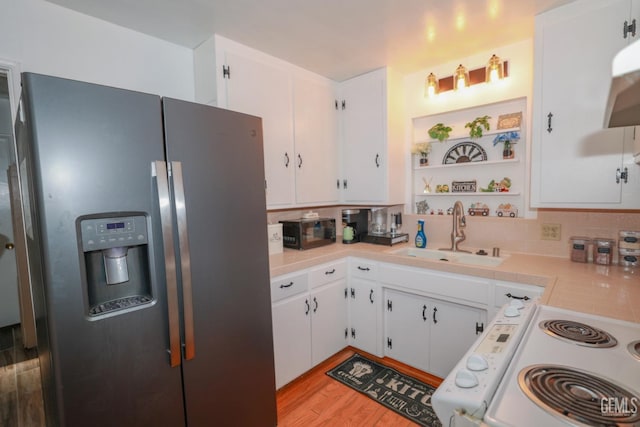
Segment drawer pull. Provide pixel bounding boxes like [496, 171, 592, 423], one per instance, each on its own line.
[505, 292, 529, 301]
[357, 266, 370, 271]
[280, 281, 294, 289]
[369, 289, 374, 304]
[325, 269, 336, 275]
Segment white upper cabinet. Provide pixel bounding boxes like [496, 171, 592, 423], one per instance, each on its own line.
[531, 0, 640, 208]
[293, 75, 340, 205]
[223, 50, 296, 207]
[338, 68, 405, 204]
[194, 35, 339, 208]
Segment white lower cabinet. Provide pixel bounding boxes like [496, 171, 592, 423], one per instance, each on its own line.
[271, 257, 540, 387]
[384, 289, 430, 372]
[384, 289, 487, 378]
[348, 278, 381, 356]
[271, 262, 348, 389]
[272, 292, 312, 389]
[310, 280, 348, 366]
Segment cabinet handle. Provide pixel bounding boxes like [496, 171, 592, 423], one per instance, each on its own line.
[433, 307, 438, 324]
[476, 322, 484, 335]
[422, 305, 427, 321]
[279, 281, 294, 289]
[616, 167, 629, 184]
[336, 179, 340, 189]
[375, 154, 380, 168]
[357, 266, 370, 271]
[369, 289, 374, 304]
[305, 299, 310, 315]
[547, 112, 553, 133]
[325, 269, 336, 275]
[297, 154, 303, 168]
[343, 179, 348, 189]
[284, 152, 290, 167]
[505, 292, 529, 301]
[624, 19, 636, 38]
[313, 297, 318, 313]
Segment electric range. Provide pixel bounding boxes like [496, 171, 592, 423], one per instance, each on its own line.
[433, 301, 640, 426]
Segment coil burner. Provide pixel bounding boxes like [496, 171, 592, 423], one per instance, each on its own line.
[629, 340, 640, 361]
[539, 319, 618, 348]
[519, 365, 640, 426]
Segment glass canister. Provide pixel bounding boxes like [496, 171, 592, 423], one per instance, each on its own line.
[570, 236, 591, 263]
[593, 238, 615, 265]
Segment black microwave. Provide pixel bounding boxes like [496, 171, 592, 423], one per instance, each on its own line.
[280, 218, 336, 250]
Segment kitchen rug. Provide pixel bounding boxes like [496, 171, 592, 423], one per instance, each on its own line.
[326, 354, 442, 427]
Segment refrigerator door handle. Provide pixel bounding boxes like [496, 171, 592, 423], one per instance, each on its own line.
[153, 161, 182, 368]
[171, 161, 196, 361]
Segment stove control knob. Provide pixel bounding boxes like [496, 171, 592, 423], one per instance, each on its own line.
[455, 369, 479, 388]
[466, 354, 489, 371]
[510, 299, 525, 309]
[504, 306, 520, 317]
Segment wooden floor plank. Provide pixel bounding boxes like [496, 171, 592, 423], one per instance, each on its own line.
[276, 347, 442, 426]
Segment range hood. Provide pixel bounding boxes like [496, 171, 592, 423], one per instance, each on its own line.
[605, 38, 640, 128]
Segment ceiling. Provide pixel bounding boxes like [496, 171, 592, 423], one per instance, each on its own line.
[45, 0, 574, 81]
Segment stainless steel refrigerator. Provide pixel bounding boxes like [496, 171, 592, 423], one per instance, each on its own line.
[15, 73, 277, 426]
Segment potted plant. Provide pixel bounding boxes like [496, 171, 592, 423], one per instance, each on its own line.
[465, 115, 491, 138]
[410, 141, 432, 166]
[428, 123, 452, 142]
[492, 131, 520, 159]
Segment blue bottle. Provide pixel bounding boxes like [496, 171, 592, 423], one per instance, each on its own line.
[415, 220, 427, 248]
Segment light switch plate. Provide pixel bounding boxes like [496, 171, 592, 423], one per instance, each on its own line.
[541, 223, 562, 241]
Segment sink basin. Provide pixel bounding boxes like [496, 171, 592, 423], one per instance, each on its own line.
[390, 247, 505, 267]
[454, 254, 505, 267]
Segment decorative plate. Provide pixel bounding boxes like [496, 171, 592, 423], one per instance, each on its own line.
[442, 141, 487, 164]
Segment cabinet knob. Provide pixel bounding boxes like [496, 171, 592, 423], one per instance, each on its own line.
[5, 243, 14, 250]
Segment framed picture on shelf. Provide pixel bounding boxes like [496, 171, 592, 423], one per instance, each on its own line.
[497, 112, 522, 129]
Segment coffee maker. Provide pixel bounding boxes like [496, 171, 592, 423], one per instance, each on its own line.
[361, 207, 409, 246]
[341, 209, 370, 243]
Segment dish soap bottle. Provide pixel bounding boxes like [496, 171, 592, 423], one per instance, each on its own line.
[415, 220, 427, 248]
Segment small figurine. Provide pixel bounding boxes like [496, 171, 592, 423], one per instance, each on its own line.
[436, 184, 450, 193]
[480, 177, 511, 192]
[416, 200, 429, 215]
[446, 207, 454, 215]
[437, 209, 444, 215]
[468, 202, 490, 216]
[496, 203, 518, 218]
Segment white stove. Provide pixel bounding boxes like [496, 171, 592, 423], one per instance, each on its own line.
[432, 301, 640, 427]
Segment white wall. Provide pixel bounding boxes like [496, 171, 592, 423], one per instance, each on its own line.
[0, 0, 194, 104]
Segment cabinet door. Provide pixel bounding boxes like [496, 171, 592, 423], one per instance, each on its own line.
[384, 289, 429, 372]
[340, 70, 386, 202]
[533, 0, 631, 206]
[310, 280, 348, 365]
[348, 278, 379, 355]
[429, 299, 486, 378]
[271, 293, 311, 389]
[293, 75, 340, 204]
[223, 51, 295, 207]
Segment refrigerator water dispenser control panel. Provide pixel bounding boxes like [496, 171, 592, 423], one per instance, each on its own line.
[80, 215, 148, 252]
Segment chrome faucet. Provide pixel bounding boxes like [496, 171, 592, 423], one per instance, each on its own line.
[441, 201, 471, 253]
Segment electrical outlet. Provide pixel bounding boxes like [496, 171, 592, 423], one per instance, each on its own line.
[541, 223, 562, 241]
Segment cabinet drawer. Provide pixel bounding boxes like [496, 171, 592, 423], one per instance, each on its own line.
[309, 260, 346, 289]
[494, 281, 543, 307]
[271, 273, 308, 302]
[350, 259, 377, 278]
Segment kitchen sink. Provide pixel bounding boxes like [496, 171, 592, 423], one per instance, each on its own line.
[390, 247, 506, 267]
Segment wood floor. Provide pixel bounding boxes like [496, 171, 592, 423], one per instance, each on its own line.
[0, 324, 45, 427]
[0, 336, 440, 427]
[276, 347, 442, 426]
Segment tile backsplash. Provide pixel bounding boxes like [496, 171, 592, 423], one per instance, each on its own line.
[403, 210, 640, 260]
[268, 207, 640, 260]
[267, 206, 640, 258]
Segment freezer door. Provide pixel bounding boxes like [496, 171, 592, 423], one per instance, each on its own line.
[162, 98, 277, 427]
[18, 73, 185, 427]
